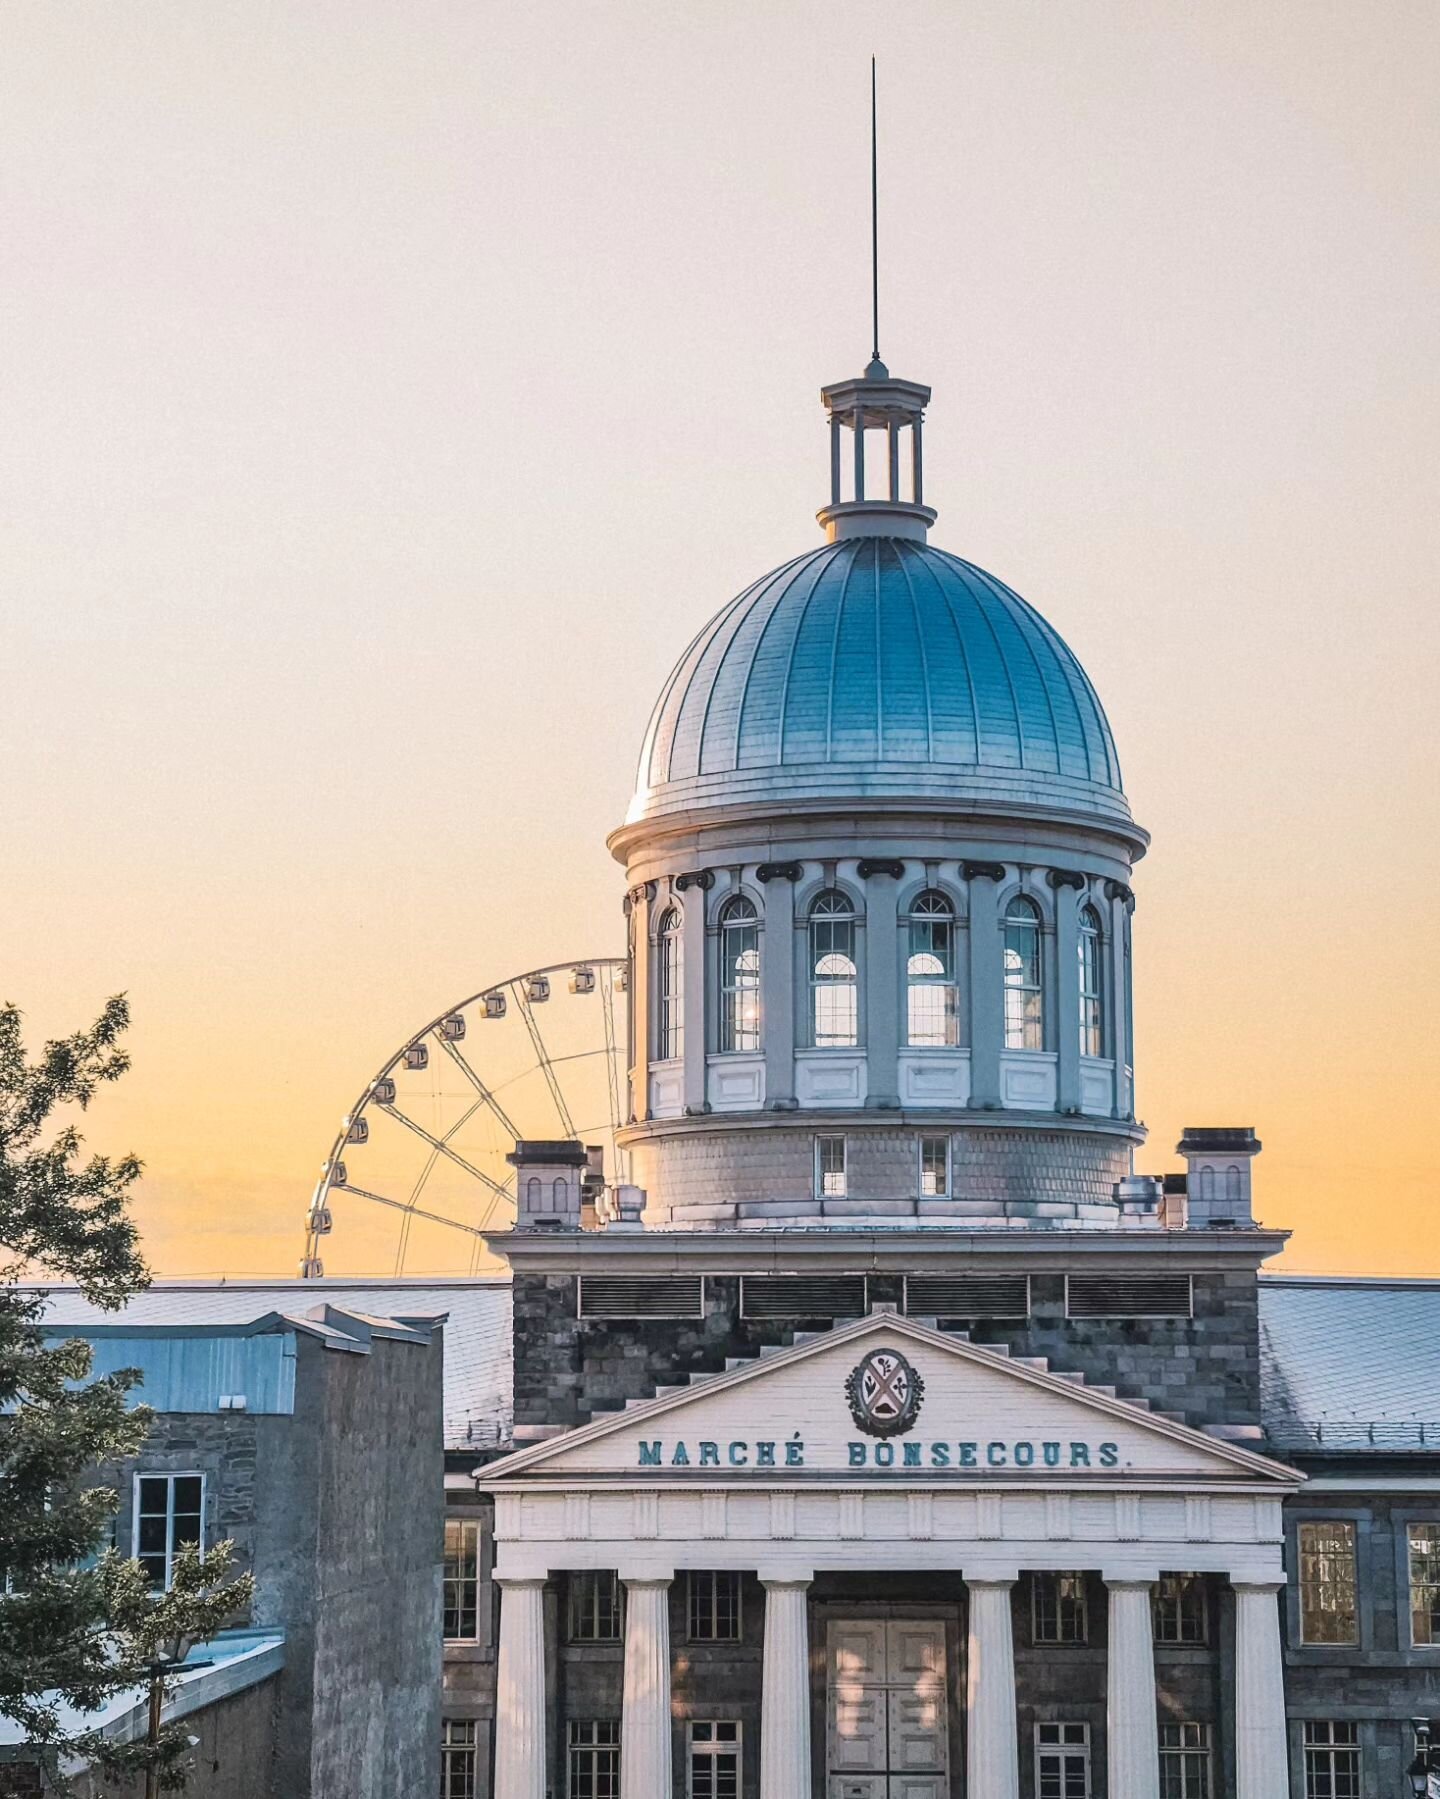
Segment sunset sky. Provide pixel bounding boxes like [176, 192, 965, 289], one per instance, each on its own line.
[3, 3, 1436, 1278]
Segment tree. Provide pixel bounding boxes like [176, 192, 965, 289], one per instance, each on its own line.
[0, 996, 252, 1790]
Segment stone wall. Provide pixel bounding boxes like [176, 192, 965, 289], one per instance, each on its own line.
[633, 1121, 1134, 1225]
[511, 1266, 1263, 1434]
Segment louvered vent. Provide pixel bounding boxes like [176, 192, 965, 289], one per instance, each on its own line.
[1065, 1274, 1192, 1319]
[578, 1276, 704, 1319]
[740, 1275, 868, 1319]
[904, 1275, 1031, 1319]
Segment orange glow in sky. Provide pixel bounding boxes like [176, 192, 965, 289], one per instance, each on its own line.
[3, 5, 1436, 1277]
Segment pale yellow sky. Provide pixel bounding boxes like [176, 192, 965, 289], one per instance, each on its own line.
[3, 2, 1436, 1277]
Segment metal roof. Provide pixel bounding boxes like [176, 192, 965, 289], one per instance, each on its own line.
[1258, 1276, 1440, 1453]
[628, 538, 1131, 830]
[37, 1279, 512, 1451]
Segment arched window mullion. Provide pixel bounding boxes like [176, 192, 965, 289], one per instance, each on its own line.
[1078, 904, 1104, 1058]
[1003, 896, 1044, 1051]
[809, 889, 858, 1049]
[656, 907, 684, 1061]
[905, 889, 958, 1048]
[718, 896, 761, 1054]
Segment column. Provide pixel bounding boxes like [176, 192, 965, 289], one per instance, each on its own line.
[621, 1577, 673, 1799]
[966, 871, 1004, 1109]
[864, 867, 901, 1108]
[761, 873, 796, 1108]
[1054, 881, 1082, 1114]
[493, 1576, 547, 1799]
[1108, 888, 1133, 1118]
[682, 887, 708, 1115]
[760, 1578, 812, 1799]
[629, 887, 653, 1122]
[1105, 1579, 1160, 1799]
[965, 1578, 1019, 1799]
[1232, 1580, 1289, 1798]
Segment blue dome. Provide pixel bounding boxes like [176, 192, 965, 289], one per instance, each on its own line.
[627, 538, 1132, 832]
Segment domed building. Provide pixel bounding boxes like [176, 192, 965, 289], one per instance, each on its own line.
[610, 362, 1145, 1230]
[438, 358, 1440, 1799]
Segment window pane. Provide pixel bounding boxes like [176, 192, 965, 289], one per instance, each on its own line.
[1410, 1523, 1440, 1646]
[1298, 1521, 1358, 1645]
[444, 1519, 480, 1640]
[919, 1136, 949, 1197]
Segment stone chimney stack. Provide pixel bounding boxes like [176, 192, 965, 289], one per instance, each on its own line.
[507, 1140, 587, 1231]
[1176, 1127, 1261, 1228]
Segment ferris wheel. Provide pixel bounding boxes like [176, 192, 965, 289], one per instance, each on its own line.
[300, 958, 630, 1278]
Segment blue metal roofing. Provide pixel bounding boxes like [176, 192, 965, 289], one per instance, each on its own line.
[628, 539, 1132, 830]
[37, 1279, 512, 1450]
[1259, 1276, 1440, 1453]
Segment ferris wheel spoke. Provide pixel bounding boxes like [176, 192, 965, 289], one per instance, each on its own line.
[599, 977, 622, 1137]
[379, 1103, 512, 1202]
[434, 1033, 522, 1142]
[335, 1182, 487, 1240]
[512, 981, 577, 1139]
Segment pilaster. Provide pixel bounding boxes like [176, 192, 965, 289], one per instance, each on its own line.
[966, 870, 1004, 1108]
[760, 871, 797, 1106]
[1053, 880, 1082, 1113]
[863, 866, 901, 1107]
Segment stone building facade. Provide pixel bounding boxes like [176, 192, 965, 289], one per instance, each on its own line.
[428, 353, 1440, 1799]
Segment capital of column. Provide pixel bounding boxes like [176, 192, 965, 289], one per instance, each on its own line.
[493, 1573, 547, 1590]
[1230, 1577, 1286, 1595]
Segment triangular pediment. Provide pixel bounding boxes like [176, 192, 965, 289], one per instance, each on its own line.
[484, 1313, 1297, 1485]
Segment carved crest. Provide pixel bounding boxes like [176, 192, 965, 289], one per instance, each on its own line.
[844, 1347, 925, 1439]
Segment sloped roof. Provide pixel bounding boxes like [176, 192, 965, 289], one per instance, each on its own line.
[1259, 1276, 1440, 1453]
[36, 1278, 512, 1451]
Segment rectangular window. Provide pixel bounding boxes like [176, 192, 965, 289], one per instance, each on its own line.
[1036, 1722, 1090, 1799]
[918, 1135, 950, 1197]
[1158, 1722, 1210, 1799]
[1409, 1522, 1440, 1645]
[441, 1719, 477, 1799]
[443, 1519, 481, 1642]
[687, 1571, 741, 1642]
[688, 1721, 741, 1799]
[815, 1135, 846, 1198]
[569, 1721, 621, 1799]
[1032, 1572, 1088, 1645]
[568, 1570, 621, 1643]
[134, 1473, 203, 1589]
[1303, 1721, 1360, 1799]
[1153, 1573, 1207, 1645]
[1298, 1520, 1359, 1645]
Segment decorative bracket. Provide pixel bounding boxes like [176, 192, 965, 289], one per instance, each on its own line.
[756, 861, 804, 883]
[857, 858, 905, 880]
[674, 869, 715, 893]
[1047, 869, 1087, 891]
[962, 860, 1006, 882]
[1105, 879, 1135, 907]
[624, 881, 657, 911]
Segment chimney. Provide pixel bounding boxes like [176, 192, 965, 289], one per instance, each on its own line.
[506, 1140, 588, 1231]
[1176, 1127, 1261, 1227]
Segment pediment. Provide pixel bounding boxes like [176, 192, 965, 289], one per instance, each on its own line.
[486, 1313, 1297, 1485]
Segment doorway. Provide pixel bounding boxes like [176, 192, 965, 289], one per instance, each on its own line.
[825, 1618, 949, 1799]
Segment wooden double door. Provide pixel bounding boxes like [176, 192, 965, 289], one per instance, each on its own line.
[825, 1618, 950, 1799]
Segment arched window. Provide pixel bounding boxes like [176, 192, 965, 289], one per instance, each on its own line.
[1078, 905, 1104, 1058]
[718, 895, 761, 1053]
[1225, 1165, 1242, 1204]
[656, 906, 683, 1061]
[906, 890, 958, 1047]
[1002, 896, 1044, 1051]
[809, 889, 858, 1048]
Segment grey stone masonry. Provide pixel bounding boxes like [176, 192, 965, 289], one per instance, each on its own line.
[510, 1263, 1263, 1433]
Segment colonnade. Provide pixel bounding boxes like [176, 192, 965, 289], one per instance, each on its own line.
[492, 1567, 1289, 1799]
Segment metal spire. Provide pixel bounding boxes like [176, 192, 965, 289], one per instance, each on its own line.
[870, 56, 880, 366]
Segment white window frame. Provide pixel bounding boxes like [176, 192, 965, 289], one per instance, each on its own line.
[905, 890, 959, 1047]
[686, 1570, 742, 1643]
[1158, 1721, 1210, 1798]
[1078, 904, 1104, 1058]
[717, 896, 761, 1054]
[443, 1517, 482, 1643]
[568, 1720, 621, 1799]
[1003, 896, 1044, 1050]
[441, 1717, 478, 1799]
[1035, 1721, 1091, 1798]
[1031, 1571, 1088, 1645]
[1408, 1521, 1440, 1647]
[656, 908, 684, 1062]
[808, 890, 859, 1049]
[1302, 1720, 1361, 1799]
[918, 1134, 950, 1197]
[687, 1720, 741, 1799]
[814, 1134, 847, 1199]
[132, 1471, 204, 1590]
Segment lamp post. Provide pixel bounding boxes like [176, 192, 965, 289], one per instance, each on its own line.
[1408, 1718, 1440, 1798]
[142, 1632, 194, 1799]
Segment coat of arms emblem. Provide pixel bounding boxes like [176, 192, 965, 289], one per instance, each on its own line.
[845, 1347, 925, 1439]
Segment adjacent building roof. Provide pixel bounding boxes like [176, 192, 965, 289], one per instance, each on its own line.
[36, 1278, 512, 1451]
[1258, 1275, 1440, 1453]
[627, 538, 1133, 832]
